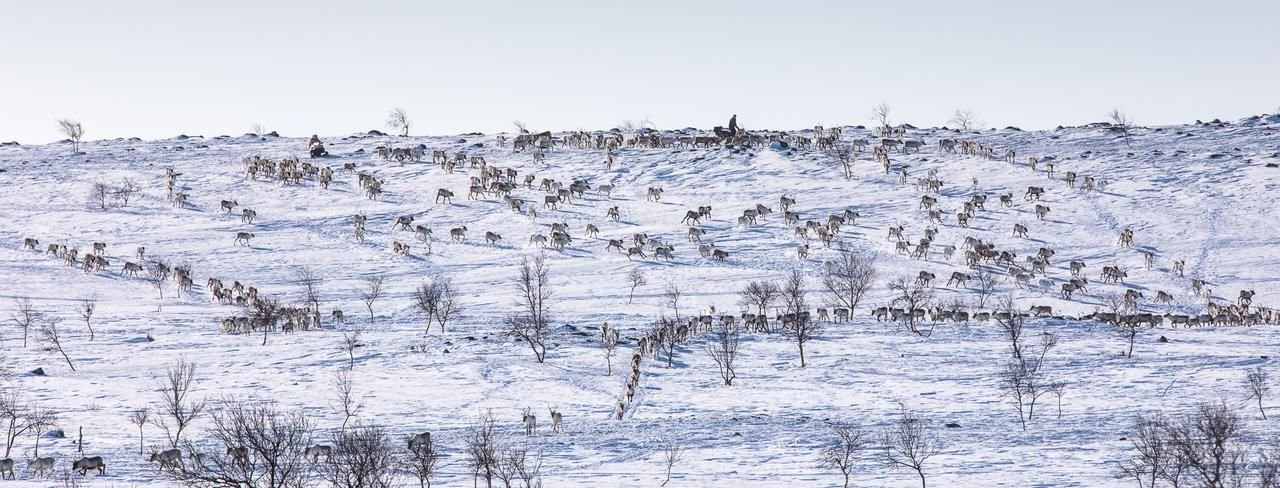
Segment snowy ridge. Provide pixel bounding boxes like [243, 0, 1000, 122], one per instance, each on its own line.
[1, 118, 1278, 486]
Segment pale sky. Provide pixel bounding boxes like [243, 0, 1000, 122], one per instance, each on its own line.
[2, 0, 1276, 144]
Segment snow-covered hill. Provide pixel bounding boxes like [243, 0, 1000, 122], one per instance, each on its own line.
[1, 116, 1278, 486]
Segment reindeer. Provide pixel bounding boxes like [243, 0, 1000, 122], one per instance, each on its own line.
[122, 261, 143, 277]
[1012, 224, 1029, 238]
[220, 200, 238, 213]
[27, 457, 54, 478]
[92, 242, 107, 255]
[646, 187, 664, 202]
[547, 407, 563, 434]
[304, 445, 333, 462]
[435, 189, 454, 203]
[72, 456, 106, 475]
[149, 449, 183, 470]
[408, 432, 432, 451]
[1034, 204, 1050, 220]
[449, 226, 467, 242]
[484, 231, 502, 245]
[241, 208, 257, 224]
[915, 271, 935, 287]
[522, 408, 538, 435]
[234, 232, 255, 246]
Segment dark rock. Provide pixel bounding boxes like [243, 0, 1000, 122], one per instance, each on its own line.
[367, 130, 387, 136]
[354, 148, 365, 153]
[1265, 163, 1278, 168]
[1157, 336, 1169, 343]
[1004, 126, 1022, 131]
[266, 131, 279, 137]
[945, 422, 961, 428]
[31, 367, 45, 376]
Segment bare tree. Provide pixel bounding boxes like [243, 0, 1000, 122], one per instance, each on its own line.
[510, 255, 553, 363]
[1246, 367, 1269, 420]
[493, 444, 520, 488]
[76, 298, 96, 341]
[57, 118, 84, 153]
[405, 429, 442, 488]
[1117, 412, 1183, 488]
[357, 275, 385, 323]
[1166, 402, 1248, 488]
[387, 107, 411, 137]
[341, 326, 364, 369]
[252, 123, 267, 136]
[146, 261, 169, 300]
[465, 411, 498, 488]
[9, 297, 38, 348]
[948, 109, 981, 132]
[294, 267, 321, 313]
[512, 120, 528, 134]
[887, 278, 935, 336]
[27, 407, 55, 458]
[994, 296, 1025, 360]
[88, 182, 111, 209]
[881, 407, 940, 488]
[829, 145, 857, 180]
[0, 388, 34, 458]
[318, 423, 398, 488]
[506, 315, 547, 364]
[998, 322, 1058, 430]
[432, 278, 461, 333]
[781, 269, 820, 367]
[331, 370, 363, 431]
[739, 281, 781, 332]
[39, 321, 76, 372]
[653, 317, 681, 368]
[870, 103, 892, 130]
[1109, 108, 1135, 145]
[822, 251, 878, 313]
[704, 322, 740, 385]
[600, 323, 620, 376]
[973, 268, 997, 308]
[164, 400, 313, 488]
[628, 269, 647, 304]
[512, 442, 543, 488]
[1260, 447, 1280, 488]
[413, 277, 462, 333]
[252, 297, 282, 346]
[113, 177, 140, 207]
[660, 438, 685, 487]
[129, 408, 150, 455]
[152, 358, 206, 448]
[1102, 292, 1140, 358]
[818, 422, 868, 488]
[663, 283, 684, 322]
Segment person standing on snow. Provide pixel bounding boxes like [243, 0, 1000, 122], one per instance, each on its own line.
[728, 114, 739, 136]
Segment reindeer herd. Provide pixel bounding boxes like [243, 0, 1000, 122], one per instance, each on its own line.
[8, 120, 1276, 482]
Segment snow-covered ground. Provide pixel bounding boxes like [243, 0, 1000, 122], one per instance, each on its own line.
[1, 115, 1279, 486]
